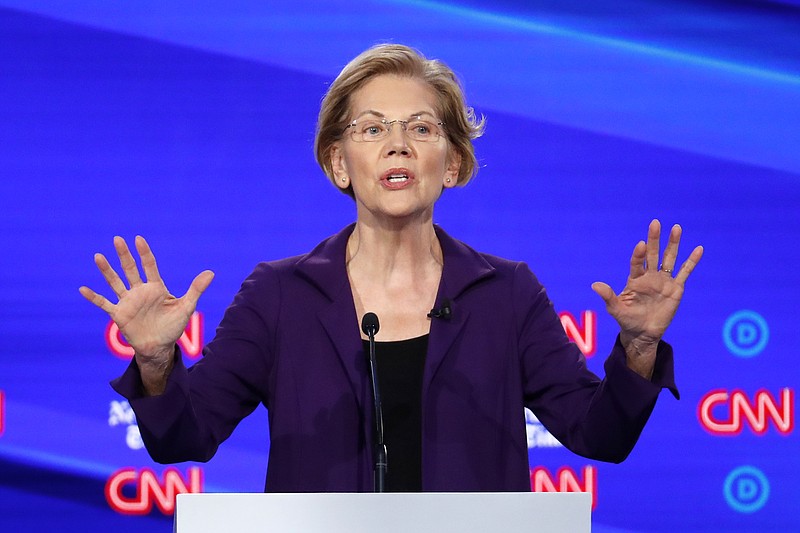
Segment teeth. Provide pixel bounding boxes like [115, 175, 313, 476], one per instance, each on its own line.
[388, 174, 408, 182]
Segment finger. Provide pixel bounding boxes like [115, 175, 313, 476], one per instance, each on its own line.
[645, 219, 661, 272]
[78, 285, 115, 314]
[675, 245, 704, 285]
[94, 252, 127, 297]
[114, 236, 143, 287]
[135, 235, 162, 284]
[182, 270, 215, 308]
[660, 224, 682, 274]
[629, 240, 646, 279]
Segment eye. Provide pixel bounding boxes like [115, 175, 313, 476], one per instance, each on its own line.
[409, 120, 433, 137]
[359, 121, 386, 137]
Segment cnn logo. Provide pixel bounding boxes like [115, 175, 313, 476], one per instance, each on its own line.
[105, 467, 203, 515]
[698, 388, 794, 436]
[105, 312, 204, 359]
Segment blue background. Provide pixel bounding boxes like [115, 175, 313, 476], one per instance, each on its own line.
[1, 1, 798, 531]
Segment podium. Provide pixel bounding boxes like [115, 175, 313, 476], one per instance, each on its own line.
[174, 492, 591, 532]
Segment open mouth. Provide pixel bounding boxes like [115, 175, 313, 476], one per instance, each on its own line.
[382, 168, 415, 183]
[380, 168, 415, 188]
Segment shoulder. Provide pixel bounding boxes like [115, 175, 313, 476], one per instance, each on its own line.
[238, 225, 353, 299]
[250, 253, 306, 278]
[477, 251, 547, 305]
[444, 237, 564, 348]
[436, 226, 543, 293]
[235, 255, 301, 294]
[438, 231, 561, 348]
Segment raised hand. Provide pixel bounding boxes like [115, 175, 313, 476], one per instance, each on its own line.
[591, 220, 703, 378]
[79, 236, 214, 393]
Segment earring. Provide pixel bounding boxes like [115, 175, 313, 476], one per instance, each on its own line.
[446, 178, 452, 183]
[341, 177, 347, 182]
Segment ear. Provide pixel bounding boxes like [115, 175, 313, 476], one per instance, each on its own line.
[330, 143, 350, 190]
[443, 151, 462, 188]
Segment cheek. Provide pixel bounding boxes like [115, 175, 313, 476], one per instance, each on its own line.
[433, 149, 454, 174]
[343, 149, 375, 175]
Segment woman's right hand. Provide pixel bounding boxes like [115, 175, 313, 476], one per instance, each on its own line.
[79, 236, 214, 394]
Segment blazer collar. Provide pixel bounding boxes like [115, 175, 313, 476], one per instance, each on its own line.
[293, 223, 356, 302]
[293, 223, 496, 301]
[434, 225, 496, 302]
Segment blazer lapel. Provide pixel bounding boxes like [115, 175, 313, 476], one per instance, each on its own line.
[424, 226, 496, 399]
[294, 224, 369, 413]
[318, 283, 369, 413]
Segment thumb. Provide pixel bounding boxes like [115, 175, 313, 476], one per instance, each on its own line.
[184, 270, 215, 307]
[591, 281, 615, 306]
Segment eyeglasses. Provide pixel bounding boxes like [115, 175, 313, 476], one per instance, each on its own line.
[344, 116, 445, 143]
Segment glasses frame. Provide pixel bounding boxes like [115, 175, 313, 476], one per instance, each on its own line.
[343, 115, 446, 143]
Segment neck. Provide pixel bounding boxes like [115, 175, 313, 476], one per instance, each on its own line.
[346, 218, 443, 278]
[345, 215, 444, 342]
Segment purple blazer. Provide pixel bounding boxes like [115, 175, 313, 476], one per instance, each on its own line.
[113, 224, 678, 492]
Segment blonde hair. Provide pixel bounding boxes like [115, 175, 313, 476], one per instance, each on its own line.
[314, 44, 485, 197]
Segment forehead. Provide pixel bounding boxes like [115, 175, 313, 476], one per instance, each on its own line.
[349, 74, 439, 118]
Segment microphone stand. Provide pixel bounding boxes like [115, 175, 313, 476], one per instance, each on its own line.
[362, 313, 387, 493]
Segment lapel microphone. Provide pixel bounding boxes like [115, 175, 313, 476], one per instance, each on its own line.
[427, 298, 452, 320]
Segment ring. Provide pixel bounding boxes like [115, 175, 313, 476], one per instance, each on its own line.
[661, 268, 673, 274]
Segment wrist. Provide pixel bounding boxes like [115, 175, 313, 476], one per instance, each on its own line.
[136, 346, 176, 396]
[620, 333, 658, 380]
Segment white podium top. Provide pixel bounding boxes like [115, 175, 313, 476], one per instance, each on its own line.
[175, 492, 591, 533]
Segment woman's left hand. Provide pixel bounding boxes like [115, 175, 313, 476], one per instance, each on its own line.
[591, 219, 703, 379]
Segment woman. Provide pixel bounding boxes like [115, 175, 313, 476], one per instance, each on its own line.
[80, 44, 703, 492]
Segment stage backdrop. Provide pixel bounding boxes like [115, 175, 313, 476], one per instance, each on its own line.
[1, 1, 798, 532]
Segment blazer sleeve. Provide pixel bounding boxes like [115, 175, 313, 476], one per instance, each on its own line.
[110, 263, 279, 463]
[513, 262, 678, 463]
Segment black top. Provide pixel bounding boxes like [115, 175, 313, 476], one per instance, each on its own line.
[364, 334, 428, 492]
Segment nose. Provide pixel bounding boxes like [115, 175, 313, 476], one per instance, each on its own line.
[384, 123, 411, 157]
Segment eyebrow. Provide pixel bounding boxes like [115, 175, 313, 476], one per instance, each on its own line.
[353, 110, 437, 120]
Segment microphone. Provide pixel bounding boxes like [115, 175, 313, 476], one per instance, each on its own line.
[427, 298, 451, 320]
[362, 312, 380, 337]
[361, 312, 387, 493]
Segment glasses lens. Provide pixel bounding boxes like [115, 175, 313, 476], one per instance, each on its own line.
[405, 119, 439, 142]
[352, 119, 388, 141]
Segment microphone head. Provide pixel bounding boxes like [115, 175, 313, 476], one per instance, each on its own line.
[361, 312, 380, 336]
